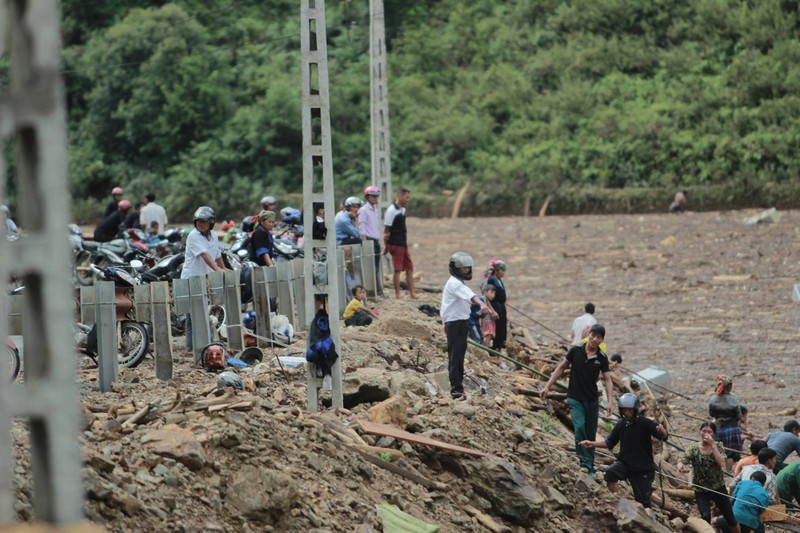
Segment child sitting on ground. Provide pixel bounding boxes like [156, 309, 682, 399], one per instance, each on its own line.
[146, 221, 160, 245]
[479, 283, 497, 346]
[343, 285, 379, 327]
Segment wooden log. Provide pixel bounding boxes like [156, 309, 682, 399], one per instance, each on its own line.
[120, 404, 152, 428]
[310, 414, 369, 446]
[350, 445, 449, 491]
[462, 505, 511, 533]
[685, 516, 715, 533]
[761, 504, 800, 524]
[651, 494, 689, 521]
[663, 488, 695, 500]
[357, 419, 488, 457]
[350, 444, 405, 462]
[208, 400, 254, 413]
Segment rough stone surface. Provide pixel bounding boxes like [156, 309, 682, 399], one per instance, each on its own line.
[616, 498, 673, 533]
[142, 424, 206, 471]
[460, 456, 545, 526]
[225, 468, 299, 523]
[367, 395, 409, 428]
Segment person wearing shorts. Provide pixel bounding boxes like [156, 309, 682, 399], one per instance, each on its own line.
[580, 393, 668, 507]
[383, 187, 417, 299]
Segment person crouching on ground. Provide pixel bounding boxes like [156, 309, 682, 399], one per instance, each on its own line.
[580, 393, 668, 508]
[441, 252, 496, 401]
[541, 324, 614, 478]
[343, 285, 378, 327]
[717, 470, 769, 533]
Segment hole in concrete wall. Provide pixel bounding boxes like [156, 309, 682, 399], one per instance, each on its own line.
[311, 107, 322, 146]
[309, 63, 319, 96]
[17, 127, 42, 232]
[20, 271, 48, 380]
[312, 155, 323, 193]
[309, 19, 317, 51]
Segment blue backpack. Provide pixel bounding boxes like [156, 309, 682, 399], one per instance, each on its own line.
[306, 309, 338, 377]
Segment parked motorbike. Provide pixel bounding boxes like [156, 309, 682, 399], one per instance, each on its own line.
[5, 338, 20, 382]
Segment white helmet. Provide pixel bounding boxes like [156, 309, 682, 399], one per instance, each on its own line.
[448, 252, 473, 280]
[344, 196, 363, 208]
[260, 195, 277, 207]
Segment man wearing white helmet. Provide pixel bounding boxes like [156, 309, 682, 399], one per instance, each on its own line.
[335, 196, 362, 246]
[182, 206, 227, 354]
[440, 252, 496, 400]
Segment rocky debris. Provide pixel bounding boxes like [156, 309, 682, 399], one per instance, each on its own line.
[367, 395, 408, 428]
[459, 456, 544, 526]
[343, 367, 391, 407]
[225, 468, 299, 523]
[616, 498, 672, 533]
[8, 293, 719, 532]
[744, 207, 781, 225]
[142, 424, 206, 471]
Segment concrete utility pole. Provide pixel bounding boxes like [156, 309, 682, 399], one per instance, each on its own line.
[370, 0, 393, 217]
[0, 0, 84, 524]
[301, 0, 344, 410]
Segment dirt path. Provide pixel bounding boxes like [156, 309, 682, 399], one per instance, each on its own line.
[408, 208, 800, 444]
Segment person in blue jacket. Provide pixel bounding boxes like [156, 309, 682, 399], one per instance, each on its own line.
[335, 196, 362, 245]
[716, 470, 769, 533]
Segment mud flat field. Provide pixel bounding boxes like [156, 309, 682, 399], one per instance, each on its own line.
[410, 208, 800, 440]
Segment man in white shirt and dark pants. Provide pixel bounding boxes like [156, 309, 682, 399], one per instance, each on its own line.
[441, 252, 496, 400]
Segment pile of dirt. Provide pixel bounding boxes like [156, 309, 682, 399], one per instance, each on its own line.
[10, 296, 699, 532]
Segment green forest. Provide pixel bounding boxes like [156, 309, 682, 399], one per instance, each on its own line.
[11, 0, 800, 219]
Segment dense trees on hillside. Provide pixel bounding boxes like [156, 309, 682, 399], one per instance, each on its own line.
[13, 0, 800, 219]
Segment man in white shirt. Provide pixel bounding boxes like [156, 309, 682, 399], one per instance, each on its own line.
[441, 252, 495, 400]
[571, 302, 597, 345]
[140, 193, 168, 231]
[182, 206, 227, 354]
[358, 185, 382, 291]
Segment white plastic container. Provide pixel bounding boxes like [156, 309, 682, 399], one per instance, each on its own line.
[273, 356, 306, 368]
[629, 366, 672, 393]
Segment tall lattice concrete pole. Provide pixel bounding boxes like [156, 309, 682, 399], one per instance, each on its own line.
[0, 0, 84, 524]
[301, 0, 343, 410]
[370, 0, 393, 217]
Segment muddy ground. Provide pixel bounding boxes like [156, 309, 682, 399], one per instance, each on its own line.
[8, 208, 800, 533]
[409, 208, 800, 449]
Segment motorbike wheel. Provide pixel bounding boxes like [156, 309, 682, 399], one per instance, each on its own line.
[74, 251, 95, 286]
[209, 305, 226, 327]
[118, 320, 149, 368]
[5, 344, 20, 382]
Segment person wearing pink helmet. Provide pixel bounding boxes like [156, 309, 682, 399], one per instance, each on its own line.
[94, 199, 132, 242]
[103, 186, 125, 219]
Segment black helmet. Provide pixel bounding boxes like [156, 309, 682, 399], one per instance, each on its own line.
[448, 252, 473, 280]
[618, 393, 641, 417]
[193, 206, 216, 230]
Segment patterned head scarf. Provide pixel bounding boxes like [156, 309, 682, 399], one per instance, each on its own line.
[715, 374, 733, 396]
[259, 210, 277, 221]
[483, 258, 507, 279]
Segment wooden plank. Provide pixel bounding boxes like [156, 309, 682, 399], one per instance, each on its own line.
[762, 504, 800, 524]
[357, 419, 488, 457]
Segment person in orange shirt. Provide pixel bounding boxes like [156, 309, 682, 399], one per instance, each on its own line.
[734, 440, 767, 476]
